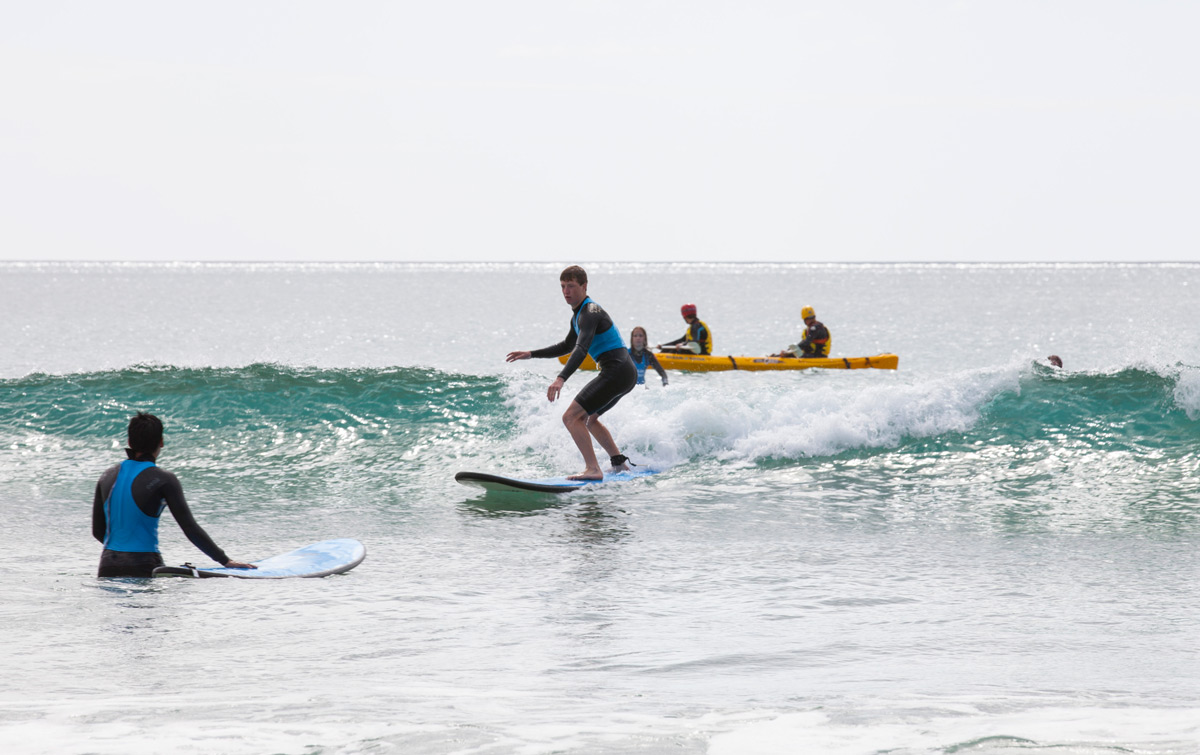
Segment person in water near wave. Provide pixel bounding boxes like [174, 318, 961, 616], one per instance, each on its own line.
[629, 327, 668, 388]
[506, 266, 638, 481]
[92, 412, 256, 578]
[772, 306, 831, 358]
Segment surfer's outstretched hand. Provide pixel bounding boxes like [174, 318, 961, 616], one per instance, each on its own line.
[506, 351, 531, 362]
[547, 377, 564, 402]
[224, 561, 258, 569]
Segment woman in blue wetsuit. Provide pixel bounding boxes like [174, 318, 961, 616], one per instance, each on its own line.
[629, 327, 668, 387]
[92, 412, 256, 578]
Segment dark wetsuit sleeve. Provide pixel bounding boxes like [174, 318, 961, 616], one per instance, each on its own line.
[556, 303, 606, 382]
[662, 334, 686, 346]
[92, 465, 119, 543]
[135, 469, 230, 565]
[529, 326, 577, 360]
[647, 352, 668, 384]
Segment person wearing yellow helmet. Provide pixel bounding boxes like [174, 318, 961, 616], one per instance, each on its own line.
[772, 305, 831, 358]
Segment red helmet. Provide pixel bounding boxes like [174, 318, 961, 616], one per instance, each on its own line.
[681, 303, 697, 318]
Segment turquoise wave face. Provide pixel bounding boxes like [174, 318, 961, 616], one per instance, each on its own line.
[929, 365, 1199, 456]
[4, 364, 1196, 524]
[797, 366, 1200, 532]
[0, 365, 512, 504]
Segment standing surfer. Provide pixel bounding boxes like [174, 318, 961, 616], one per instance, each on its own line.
[92, 412, 256, 577]
[506, 266, 637, 481]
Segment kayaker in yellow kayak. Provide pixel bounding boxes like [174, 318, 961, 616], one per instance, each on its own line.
[657, 304, 713, 355]
[772, 306, 831, 358]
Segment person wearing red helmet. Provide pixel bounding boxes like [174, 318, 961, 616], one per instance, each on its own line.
[657, 303, 712, 355]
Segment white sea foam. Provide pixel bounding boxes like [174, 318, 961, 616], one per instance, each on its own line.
[502, 364, 1024, 466]
[1172, 366, 1200, 419]
[708, 703, 1200, 755]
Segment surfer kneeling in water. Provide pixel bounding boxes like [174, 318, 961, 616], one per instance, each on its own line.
[629, 327, 668, 388]
[658, 304, 712, 355]
[92, 412, 256, 578]
[506, 266, 637, 481]
[773, 306, 831, 358]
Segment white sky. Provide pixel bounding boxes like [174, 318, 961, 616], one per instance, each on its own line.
[1, 1, 1198, 263]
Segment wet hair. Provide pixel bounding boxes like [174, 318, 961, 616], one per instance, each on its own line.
[127, 412, 164, 454]
[630, 326, 648, 345]
[560, 265, 588, 287]
[1047, 355, 1063, 368]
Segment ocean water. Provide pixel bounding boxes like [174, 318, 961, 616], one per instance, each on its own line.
[1, 261, 1198, 755]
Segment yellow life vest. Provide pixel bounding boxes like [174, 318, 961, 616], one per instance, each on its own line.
[683, 319, 713, 355]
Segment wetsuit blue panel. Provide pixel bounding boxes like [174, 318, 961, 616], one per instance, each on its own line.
[573, 297, 625, 359]
[631, 349, 648, 384]
[103, 460, 163, 553]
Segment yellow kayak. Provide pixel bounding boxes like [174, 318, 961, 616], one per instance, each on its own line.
[557, 352, 899, 372]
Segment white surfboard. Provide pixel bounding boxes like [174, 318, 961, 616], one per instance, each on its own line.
[152, 538, 366, 579]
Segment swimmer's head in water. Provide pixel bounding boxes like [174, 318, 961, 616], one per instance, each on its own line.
[630, 326, 648, 348]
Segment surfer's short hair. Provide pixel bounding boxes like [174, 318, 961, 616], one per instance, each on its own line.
[127, 412, 164, 453]
[560, 266, 588, 286]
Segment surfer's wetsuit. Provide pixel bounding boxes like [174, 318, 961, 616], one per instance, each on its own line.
[629, 347, 668, 386]
[530, 297, 637, 415]
[92, 451, 230, 578]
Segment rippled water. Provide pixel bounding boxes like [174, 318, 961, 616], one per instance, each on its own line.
[2, 262, 1198, 754]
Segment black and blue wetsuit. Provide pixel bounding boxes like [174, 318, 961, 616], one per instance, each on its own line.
[629, 347, 668, 386]
[92, 450, 231, 577]
[530, 296, 637, 416]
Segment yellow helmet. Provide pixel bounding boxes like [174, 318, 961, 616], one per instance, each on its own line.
[801, 306, 815, 320]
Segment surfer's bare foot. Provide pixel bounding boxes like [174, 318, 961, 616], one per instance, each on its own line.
[567, 469, 604, 481]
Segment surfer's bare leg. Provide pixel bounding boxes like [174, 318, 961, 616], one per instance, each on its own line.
[563, 402, 603, 480]
[584, 415, 626, 471]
